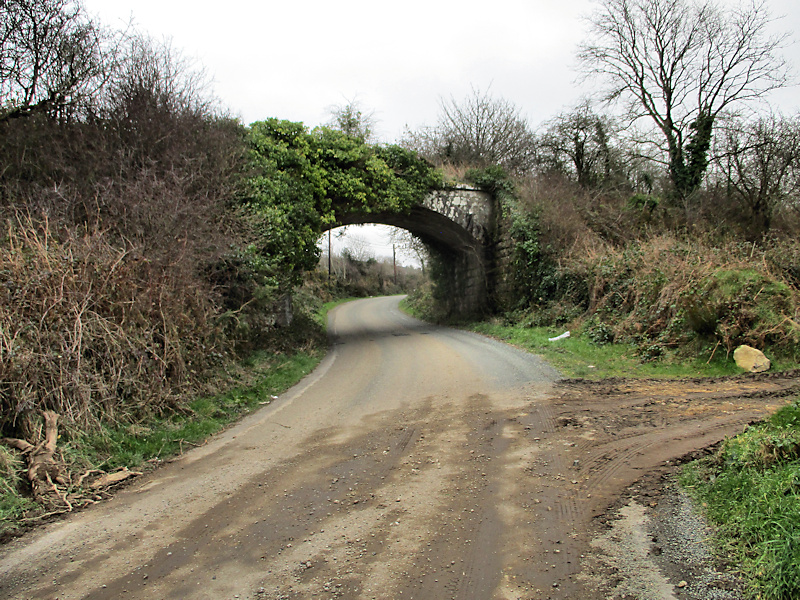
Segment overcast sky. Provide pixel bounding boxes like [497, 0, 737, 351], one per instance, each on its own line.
[84, 0, 800, 262]
[85, 0, 800, 142]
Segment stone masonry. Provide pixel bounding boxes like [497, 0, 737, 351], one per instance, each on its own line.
[333, 186, 496, 317]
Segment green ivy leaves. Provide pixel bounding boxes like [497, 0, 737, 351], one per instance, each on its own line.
[242, 119, 440, 288]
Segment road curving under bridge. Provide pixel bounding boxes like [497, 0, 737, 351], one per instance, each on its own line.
[0, 295, 794, 599]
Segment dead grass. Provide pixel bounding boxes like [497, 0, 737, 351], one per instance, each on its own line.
[513, 172, 800, 361]
[566, 234, 800, 359]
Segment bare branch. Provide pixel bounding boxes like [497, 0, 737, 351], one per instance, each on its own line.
[711, 112, 800, 238]
[0, 0, 118, 122]
[578, 0, 792, 199]
[403, 86, 536, 173]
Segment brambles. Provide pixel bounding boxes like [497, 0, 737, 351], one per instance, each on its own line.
[0, 6, 259, 523]
[577, 237, 799, 361]
[0, 214, 225, 435]
[584, 319, 615, 346]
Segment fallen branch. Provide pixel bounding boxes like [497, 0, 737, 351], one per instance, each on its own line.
[76, 469, 105, 488]
[88, 468, 142, 489]
[50, 475, 73, 512]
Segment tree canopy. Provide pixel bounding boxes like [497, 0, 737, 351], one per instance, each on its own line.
[0, 0, 114, 122]
[403, 87, 536, 173]
[713, 113, 800, 239]
[537, 101, 620, 187]
[326, 99, 376, 143]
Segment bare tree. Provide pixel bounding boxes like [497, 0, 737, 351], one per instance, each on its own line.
[714, 113, 800, 239]
[579, 0, 791, 201]
[389, 228, 429, 275]
[340, 233, 375, 263]
[106, 34, 212, 119]
[538, 100, 621, 187]
[404, 86, 536, 173]
[99, 33, 219, 172]
[0, 0, 115, 122]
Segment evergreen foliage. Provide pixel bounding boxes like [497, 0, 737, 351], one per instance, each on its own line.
[243, 119, 441, 287]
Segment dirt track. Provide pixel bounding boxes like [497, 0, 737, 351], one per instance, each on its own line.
[0, 296, 796, 600]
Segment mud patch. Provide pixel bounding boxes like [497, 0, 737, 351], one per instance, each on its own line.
[2, 365, 797, 600]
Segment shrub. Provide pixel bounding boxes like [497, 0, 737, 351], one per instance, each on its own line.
[573, 236, 800, 359]
[683, 269, 799, 354]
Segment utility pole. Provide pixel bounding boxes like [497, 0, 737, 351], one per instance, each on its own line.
[327, 229, 332, 285]
[393, 244, 397, 286]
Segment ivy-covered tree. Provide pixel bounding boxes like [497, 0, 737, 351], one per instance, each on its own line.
[246, 120, 328, 283]
[537, 101, 619, 187]
[579, 0, 791, 202]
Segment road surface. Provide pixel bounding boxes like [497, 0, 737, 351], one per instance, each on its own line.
[0, 296, 788, 599]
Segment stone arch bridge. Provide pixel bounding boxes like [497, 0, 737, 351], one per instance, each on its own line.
[329, 187, 498, 317]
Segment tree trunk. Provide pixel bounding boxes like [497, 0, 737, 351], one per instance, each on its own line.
[669, 113, 715, 202]
[2, 411, 66, 501]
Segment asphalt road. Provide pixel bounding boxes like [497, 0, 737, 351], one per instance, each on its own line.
[0, 295, 565, 600]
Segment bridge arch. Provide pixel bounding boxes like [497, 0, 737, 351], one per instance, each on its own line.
[327, 187, 495, 317]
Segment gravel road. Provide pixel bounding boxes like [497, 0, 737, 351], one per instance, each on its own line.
[0, 295, 791, 600]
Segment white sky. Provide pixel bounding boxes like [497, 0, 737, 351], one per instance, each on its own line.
[321, 226, 420, 267]
[84, 0, 800, 259]
[85, 0, 800, 140]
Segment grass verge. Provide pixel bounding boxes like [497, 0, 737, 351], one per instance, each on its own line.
[466, 321, 742, 379]
[73, 350, 322, 471]
[680, 398, 800, 600]
[315, 297, 359, 330]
